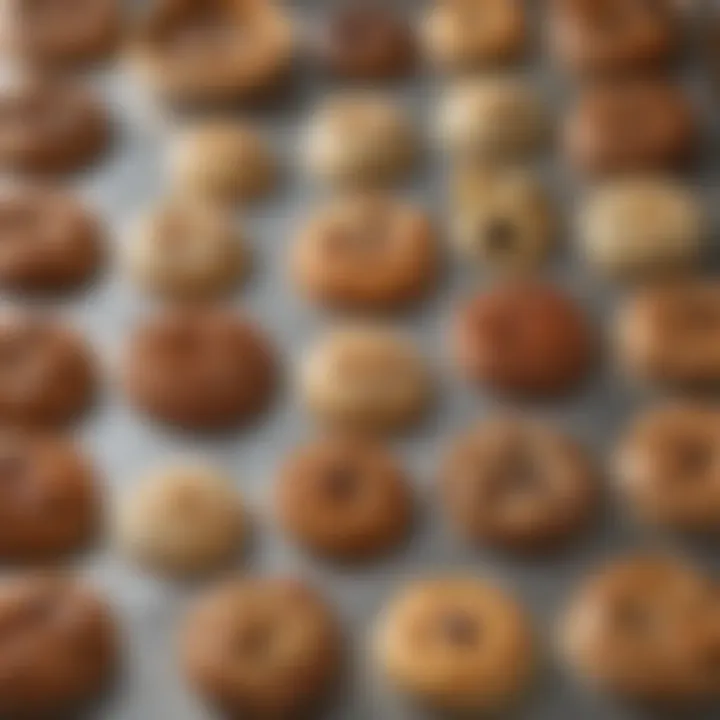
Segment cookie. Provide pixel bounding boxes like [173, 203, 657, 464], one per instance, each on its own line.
[0, 573, 117, 718]
[276, 436, 413, 561]
[437, 77, 547, 162]
[451, 166, 556, 272]
[0, 77, 110, 174]
[451, 282, 593, 397]
[115, 461, 246, 577]
[374, 577, 535, 712]
[616, 281, 720, 387]
[9, 0, 121, 66]
[549, 0, 679, 75]
[615, 403, 720, 534]
[578, 177, 705, 279]
[0, 184, 103, 292]
[441, 417, 596, 552]
[316, 3, 416, 80]
[422, 0, 526, 71]
[564, 79, 697, 176]
[171, 121, 277, 204]
[304, 94, 417, 187]
[130, 0, 293, 104]
[300, 326, 432, 433]
[125, 199, 248, 299]
[0, 430, 99, 561]
[292, 193, 438, 311]
[181, 577, 341, 718]
[123, 307, 276, 431]
[560, 556, 719, 704]
[0, 313, 96, 427]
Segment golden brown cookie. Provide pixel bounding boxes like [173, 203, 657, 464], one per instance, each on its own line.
[451, 282, 594, 397]
[181, 577, 342, 718]
[115, 461, 246, 577]
[0, 184, 103, 292]
[441, 417, 597, 553]
[130, 0, 294, 104]
[560, 556, 719, 705]
[299, 326, 433, 433]
[276, 436, 413, 562]
[564, 79, 697, 176]
[0, 313, 96, 427]
[374, 577, 535, 713]
[0, 573, 117, 718]
[0, 77, 110, 174]
[292, 193, 437, 311]
[615, 403, 720, 534]
[0, 430, 99, 561]
[123, 307, 276, 431]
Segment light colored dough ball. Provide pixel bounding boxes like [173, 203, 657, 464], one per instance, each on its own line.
[437, 77, 547, 161]
[578, 178, 705, 279]
[304, 93, 418, 187]
[124, 199, 249, 299]
[171, 121, 277, 204]
[115, 462, 246, 577]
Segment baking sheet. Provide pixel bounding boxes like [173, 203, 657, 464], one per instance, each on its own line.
[8, 1, 719, 718]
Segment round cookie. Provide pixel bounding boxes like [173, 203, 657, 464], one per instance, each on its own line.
[549, 0, 679, 75]
[276, 436, 413, 561]
[422, 0, 526, 71]
[304, 94, 417, 187]
[0, 573, 117, 718]
[441, 417, 597, 552]
[615, 281, 720, 387]
[123, 307, 276, 431]
[560, 556, 719, 704]
[0, 430, 99, 561]
[437, 77, 547, 162]
[615, 403, 720, 534]
[124, 199, 248, 299]
[578, 177, 705, 279]
[130, 0, 293, 104]
[0, 184, 103, 292]
[300, 326, 432, 433]
[451, 282, 594, 397]
[316, 3, 416, 80]
[564, 79, 697, 176]
[10, 0, 121, 66]
[171, 121, 277, 204]
[292, 193, 438, 311]
[451, 167, 556, 272]
[0, 77, 110, 174]
[0, 313, 96, 427]
[115, 461, 246, 577]
[374, 577, 535, 713]
[181, 577, 342, 718]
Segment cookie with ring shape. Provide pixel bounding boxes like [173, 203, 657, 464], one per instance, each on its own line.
[291, 193, 438, 311]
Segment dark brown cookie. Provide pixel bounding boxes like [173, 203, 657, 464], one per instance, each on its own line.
[564, 79, 696, 176]
[561, 556, 719, 705]
[316, 3, 416, 80]
[0, 430, 99, 561]
[276, 435, 413, 561]
[549, 0, 679, 75]
[123, 307, 276, 431]
[0, 78, 110, 174]
[10, 0, 121, 66]
[441, 417, 597, 553]
[0, 573, 117, 718]
[451, 282, 593, 397]
[0, 185, 103, 292]
[181, 577, 342, 718]
[0, 313, 96, 427]
[615, 403, 720, 534]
